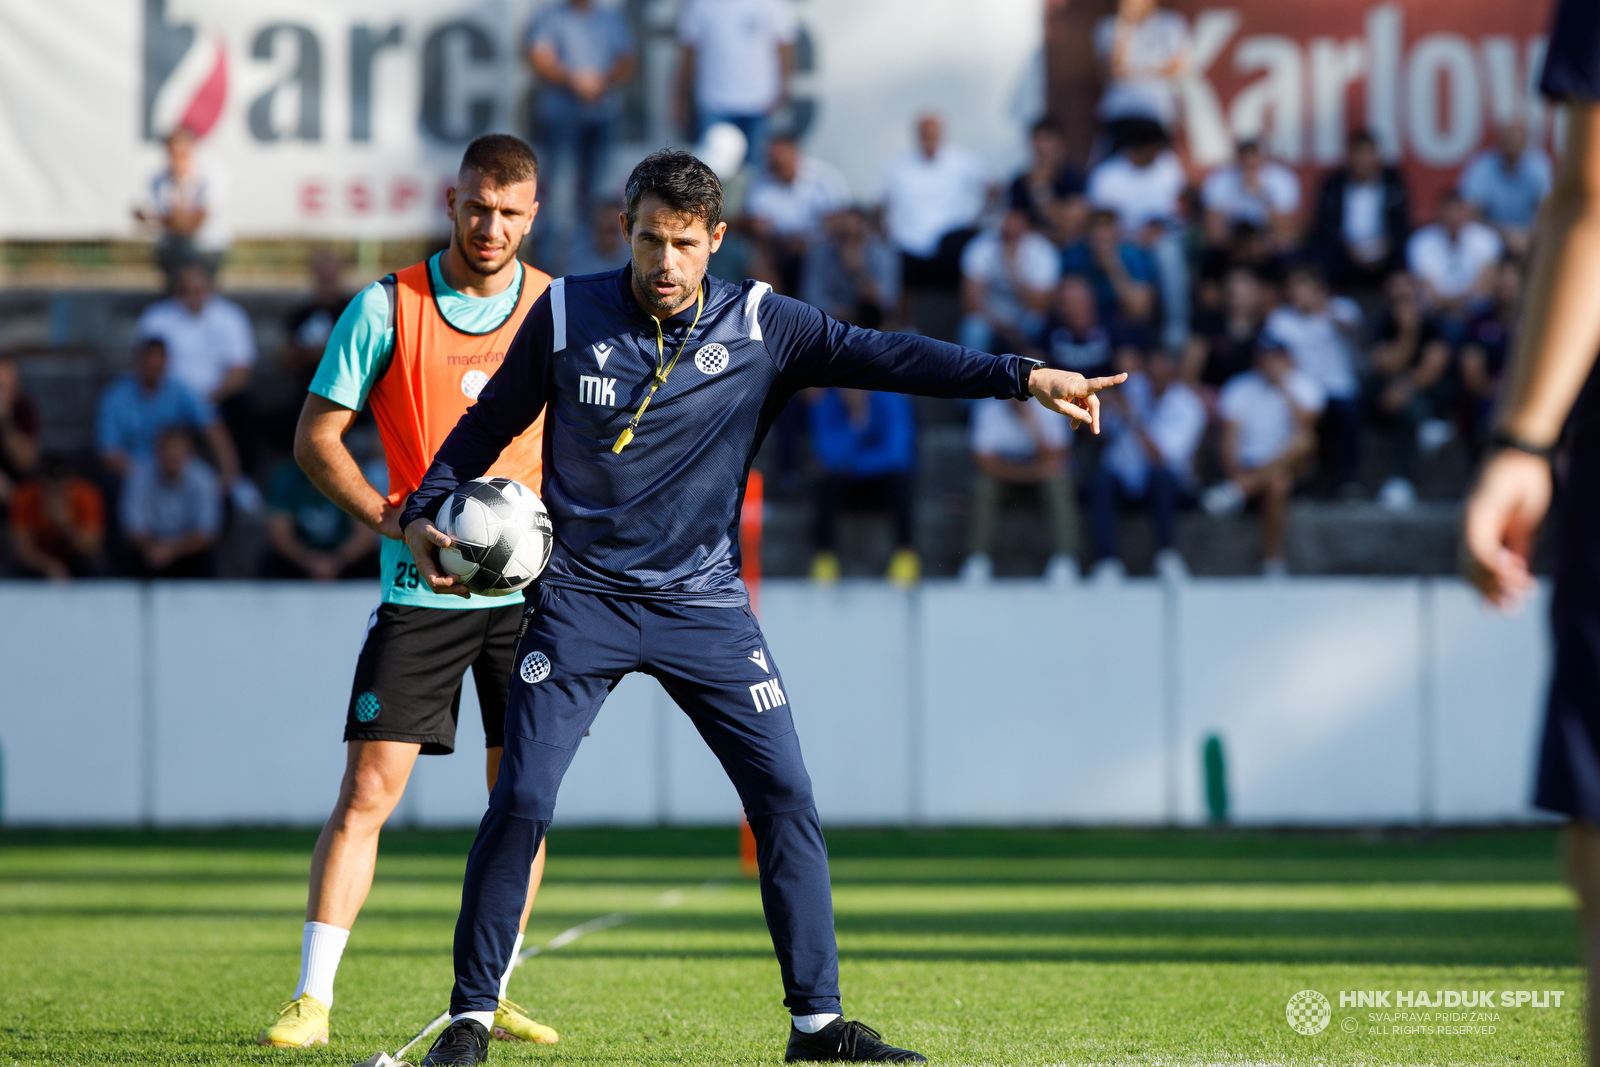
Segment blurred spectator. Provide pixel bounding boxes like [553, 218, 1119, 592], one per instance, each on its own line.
[1091, 346, 1204, 580]
[9, 455, 104, 580]
[96, 336, 239, 487]
[808, 389, 920, 586]
[960, 209, 1061, 356]
[261, 458, 379, 580]
[1366, 272, 1452, 510]
[0, 356, 40, 512]
[1311, 129, 1410, 292]
[134, 126, 231, 285]
[801, 207, 899, 328]
[1086, 129, 1189, 349]
[1265, 264, 1362, 493]
[134, 263, 257, 406]
[526, 0, 636, 213]
[1059, 209, 1158, 328]
[133, 262, 259, 484]
[262, 251, 353, 452]
[1459, 259, 1523, 456]
[1040, 275, 1117, 380]
[1406, 190, 1503, 333]
[1203, 338, 1325, 575]
[567, 199, 633, 277]
[676, 0, 797, 163]
[882, 113, 988, 329]
[960, 398, 1079, 584]
[746, 135, 850, 296]
[1094, 0, 1188, 150]
[120, 427, 221, 579]
[1183, 266, 1266, 389]
[1200, 140, 1300, 251]
[1011, 119, 1087, 245]
[281, 251, 351, 390]
[1459, 121, 1551, 258]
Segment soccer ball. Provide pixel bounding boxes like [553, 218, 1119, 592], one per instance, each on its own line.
[436, 477, 553, 596]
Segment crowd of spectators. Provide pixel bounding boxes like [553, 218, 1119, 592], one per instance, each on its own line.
[0, 0, 1553, 583]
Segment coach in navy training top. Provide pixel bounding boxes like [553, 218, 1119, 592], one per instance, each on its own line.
[406, 249, 1032, 603]
[398, 150, 1122, 1067]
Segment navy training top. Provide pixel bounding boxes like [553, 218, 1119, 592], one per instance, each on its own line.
[402, 266, 1031, 605]
[1542, 0, 1600, 102]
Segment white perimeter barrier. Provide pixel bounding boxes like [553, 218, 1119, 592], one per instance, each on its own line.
[0, 578, 1554, 827]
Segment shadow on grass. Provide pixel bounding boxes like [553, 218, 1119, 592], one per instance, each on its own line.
[0, 905, 1577, 967]
[0, 825, 1565, 860]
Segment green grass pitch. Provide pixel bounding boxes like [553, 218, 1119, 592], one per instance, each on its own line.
[0, 827, 1582, 1065]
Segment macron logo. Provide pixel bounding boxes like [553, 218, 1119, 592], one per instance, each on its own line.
[749, 648, 768, 672]
[593, 342, 613, 370]
[579, 374, 616, 406]
[749, 678, 786, 713]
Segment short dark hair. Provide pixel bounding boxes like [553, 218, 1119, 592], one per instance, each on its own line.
[135, 335, 168, 356]
[459, 134, 539, 186]
[625, 149, 724, 234]
[1348, 128, 1377, 150]
[1031, 118, 1064, 139]
[1286, 261, 1326, 286]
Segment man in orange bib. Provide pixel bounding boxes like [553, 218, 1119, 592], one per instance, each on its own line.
[256, 135, 557, 1049]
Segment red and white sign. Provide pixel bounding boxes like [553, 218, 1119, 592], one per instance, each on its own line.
[1165, 0, 1558, 205]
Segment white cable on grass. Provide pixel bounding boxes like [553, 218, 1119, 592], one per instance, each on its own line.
[372, 878, 727, 1066]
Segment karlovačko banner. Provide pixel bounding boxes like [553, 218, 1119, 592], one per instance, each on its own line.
[1094, 0, 1560, 208]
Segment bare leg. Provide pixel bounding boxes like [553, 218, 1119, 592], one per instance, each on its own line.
[1259, 469, 1292, 560]
[487, 745, 548, 936]
[306, 740, 420, 926]
[1565, 822, 1600, 1067]
[1236, 463, 1295, 561]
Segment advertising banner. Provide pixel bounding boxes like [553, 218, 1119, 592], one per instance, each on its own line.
[0, 0, 1043, 241]
[1053, 0, 1560, 207]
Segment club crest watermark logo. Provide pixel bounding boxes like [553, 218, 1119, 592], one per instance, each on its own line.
[694, 343, 729, 375]
[354, 691, 381, 722]
[461, 369, 489, 399]
[1286, 990, 1332, 1035]
[520, 651, 551, 684]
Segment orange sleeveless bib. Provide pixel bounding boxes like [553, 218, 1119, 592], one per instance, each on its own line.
[369, 260, 550, 508]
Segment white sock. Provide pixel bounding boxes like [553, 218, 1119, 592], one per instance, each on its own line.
[498, 933, 526, 1000]
[452, 1011, 497, 1032]
[792, 1012, 841, 1034]
[293, 921, 350, 1007]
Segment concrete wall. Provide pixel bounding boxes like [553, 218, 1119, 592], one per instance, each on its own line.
[0, 577, 1553, 827]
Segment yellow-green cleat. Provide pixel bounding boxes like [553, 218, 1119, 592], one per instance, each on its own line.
[492, 997, 559, 1043]
[257, 993, 329, 1047]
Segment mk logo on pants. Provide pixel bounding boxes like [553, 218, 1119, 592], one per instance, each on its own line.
[579, 374, 616, 406]
[749, 678, 787, 713]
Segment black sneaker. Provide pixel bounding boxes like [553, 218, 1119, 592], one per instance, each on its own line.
[420, 1018, 490, 1066]
[785, 1018, 927, 1062]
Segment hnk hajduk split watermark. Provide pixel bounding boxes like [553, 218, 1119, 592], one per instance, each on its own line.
[1284, 989, 1567, 1038]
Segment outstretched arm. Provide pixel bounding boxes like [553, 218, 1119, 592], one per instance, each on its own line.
[1463, 103, 1600, 606]
[762, 293, 1126, 431]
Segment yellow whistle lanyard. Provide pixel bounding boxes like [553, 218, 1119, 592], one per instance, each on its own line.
[612, 285, 705, 454]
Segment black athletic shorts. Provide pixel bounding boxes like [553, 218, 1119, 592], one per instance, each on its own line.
[1537, 376, 1600, 819]
[344, 603, 523, 754]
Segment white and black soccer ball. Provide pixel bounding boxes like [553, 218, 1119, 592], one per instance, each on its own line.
[436, 477, 552, 596]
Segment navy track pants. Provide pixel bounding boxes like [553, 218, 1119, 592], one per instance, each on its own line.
[449, 583, 842, 1016]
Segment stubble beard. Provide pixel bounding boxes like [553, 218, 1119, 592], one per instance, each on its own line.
[633, 267, 702, 317]
[454, 222, 518, 278]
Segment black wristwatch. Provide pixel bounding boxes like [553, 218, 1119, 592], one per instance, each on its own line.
[1016, 357, 1045, 399]
[1488, 429, 1555, 460]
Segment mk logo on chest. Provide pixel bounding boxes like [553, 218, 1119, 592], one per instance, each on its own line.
[579, 375, 617, 406]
